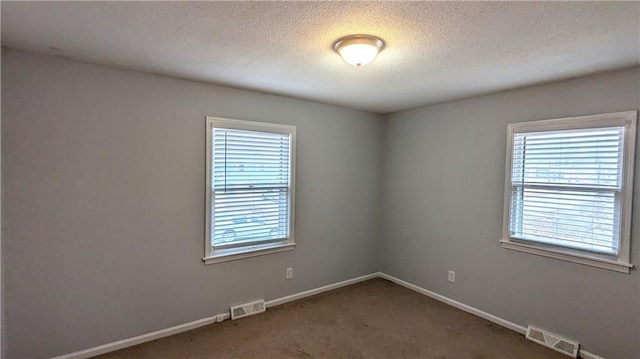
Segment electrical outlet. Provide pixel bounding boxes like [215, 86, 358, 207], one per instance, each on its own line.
[286, 267, 293, 280]
[448, 270, 455, 283]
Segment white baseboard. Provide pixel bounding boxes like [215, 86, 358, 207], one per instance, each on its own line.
[377, 272, 527, 334]
[377, 272, 604, 359]
[51, 271, 604, 359]
[51, 314, 224, 359]
[579, 351, 606, 359]
[265, 272, 379, 308]
[51, 272, 378, 359]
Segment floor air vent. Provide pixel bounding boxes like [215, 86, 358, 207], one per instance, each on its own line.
[230, 299, 266, 320]
[526, 325, 579, 358]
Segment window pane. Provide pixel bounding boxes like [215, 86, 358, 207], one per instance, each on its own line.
[212, 128, 290, 246]
[512, 127, 623, 188]
[509, 126, 624, 255]
[510, 187, 619, 254]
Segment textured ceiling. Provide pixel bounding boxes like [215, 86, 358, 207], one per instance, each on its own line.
[2, 1, 639, 113]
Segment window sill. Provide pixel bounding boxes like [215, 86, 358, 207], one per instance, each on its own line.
[500, 239, 633, 273]
[203, 242, 295, 265]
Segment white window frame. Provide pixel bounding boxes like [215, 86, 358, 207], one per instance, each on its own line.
[204, 117, 296, 265]
[500, 111, 637, 273]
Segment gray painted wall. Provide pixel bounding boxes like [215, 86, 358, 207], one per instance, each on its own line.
[1, 47, 4, 359]
[3, 48, 639, 359]
[380, 68, 640, 358]
[1, 50, 383, 358]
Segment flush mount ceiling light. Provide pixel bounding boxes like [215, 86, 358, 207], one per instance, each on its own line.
[333, 34, 385, 67]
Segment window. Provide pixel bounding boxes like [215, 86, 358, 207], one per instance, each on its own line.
[204, 117, 296, 264]
[501, 111, 637, 273]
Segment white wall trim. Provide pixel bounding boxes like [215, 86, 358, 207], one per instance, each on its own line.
[265, 272, 378, 308]
[51, 315, 224, 359]
[499, 240, 632, 273]
[579, 351, 606, 359]
[50, 272, 378, 359]
[378, 272, 605, 359]
[377, 272, 527, 334]
[50, 271, 604, 359]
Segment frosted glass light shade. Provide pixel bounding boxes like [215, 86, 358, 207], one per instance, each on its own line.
[333, 35, 384, 67]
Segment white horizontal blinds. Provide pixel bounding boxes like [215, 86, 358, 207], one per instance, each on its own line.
[510, 126, 625, 255]
[211, 127, 291, 248]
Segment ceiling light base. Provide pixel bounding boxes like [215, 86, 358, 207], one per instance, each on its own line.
[333, 34, 385, 67]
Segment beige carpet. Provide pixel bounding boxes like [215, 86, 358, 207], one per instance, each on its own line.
[97, 278, 566, 359]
